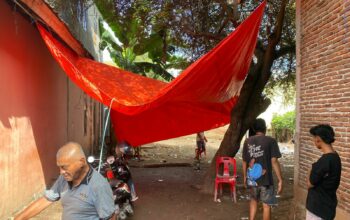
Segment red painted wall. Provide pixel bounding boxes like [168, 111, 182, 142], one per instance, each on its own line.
[0, 1, 68, 218]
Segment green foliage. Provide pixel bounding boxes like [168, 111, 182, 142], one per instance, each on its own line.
[93, 0, 295, 93]
[271, 111, 295, 142]
[94, 0, 191, 82]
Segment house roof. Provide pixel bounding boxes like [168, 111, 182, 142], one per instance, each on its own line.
[19, 0, 88, 57]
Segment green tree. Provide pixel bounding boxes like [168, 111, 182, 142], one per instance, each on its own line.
[271, 111, 295, 142]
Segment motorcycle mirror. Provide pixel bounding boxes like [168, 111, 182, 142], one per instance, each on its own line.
[106, 156, 115, 164]
[87, 156, 95, 163]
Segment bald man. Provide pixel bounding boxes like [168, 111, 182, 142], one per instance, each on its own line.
[15, 142, 115, 220]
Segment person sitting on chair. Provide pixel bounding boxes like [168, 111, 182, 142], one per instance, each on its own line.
[107, 142, 138, 202]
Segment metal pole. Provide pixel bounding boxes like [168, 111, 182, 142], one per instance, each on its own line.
[98, 98, 115, 173]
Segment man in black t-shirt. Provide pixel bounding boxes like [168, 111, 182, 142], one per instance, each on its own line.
[242, 118, 283, 220]
[306, 124, 342, 220]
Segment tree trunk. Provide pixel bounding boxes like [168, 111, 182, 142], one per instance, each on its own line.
[201, 0, 288, 194]
[201, 75, 271, 193]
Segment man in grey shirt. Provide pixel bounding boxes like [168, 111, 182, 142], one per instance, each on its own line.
[15, 142, 115, 220]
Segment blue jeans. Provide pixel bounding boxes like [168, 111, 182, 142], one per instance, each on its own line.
[127, 178, 137, 198]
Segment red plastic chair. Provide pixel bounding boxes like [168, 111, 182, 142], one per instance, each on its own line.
[214, 156, 237, 202]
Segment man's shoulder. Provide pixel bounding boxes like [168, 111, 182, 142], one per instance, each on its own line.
[261, 135, 275, 140]
[90, 169, 107, 181]
[248, 135, 276, 142]
[261, 135, 278, 144]
[320, 152, 341, 164]
[53, 174, 67, 187]
[89, 169, 110, 188]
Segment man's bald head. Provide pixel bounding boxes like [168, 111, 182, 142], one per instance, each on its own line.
[57, 142, 86, 161]
[56, 142, 88, 182]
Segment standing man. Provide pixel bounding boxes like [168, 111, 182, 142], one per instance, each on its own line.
[15, 142, 115, 220]
[242, 118, 283, 220]
[306, 124, 342, 220]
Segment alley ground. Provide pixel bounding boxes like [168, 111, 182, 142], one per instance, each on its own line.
[29, 126, 297, 220]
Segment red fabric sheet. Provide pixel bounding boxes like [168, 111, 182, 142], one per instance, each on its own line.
[37, 2, 265, 146]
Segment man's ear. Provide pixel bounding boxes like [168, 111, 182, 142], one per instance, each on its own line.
[315, 136, 323, 144]
[80, 157, 86, 165]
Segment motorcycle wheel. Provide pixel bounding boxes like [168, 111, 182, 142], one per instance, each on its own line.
[119, 211, 127, 220]
[125, 203, 134, 215]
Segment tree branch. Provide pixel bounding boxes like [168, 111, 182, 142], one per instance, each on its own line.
[269, 0, 288, 46]
[182, 28, 225, 40]
[274, 45, 296, 59]
[218, 0, 240, 29]
[254, 40, 265, 56]
[259, 0, 288, 85]
[217, 18, 229, 34]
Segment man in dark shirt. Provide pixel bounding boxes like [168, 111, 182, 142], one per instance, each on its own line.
[242, 118, 283, 220]
[306, 124, 342, 220]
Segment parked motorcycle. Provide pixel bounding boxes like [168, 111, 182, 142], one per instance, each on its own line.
[87, 156, 134, 220]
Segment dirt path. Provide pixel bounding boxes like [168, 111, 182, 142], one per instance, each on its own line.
[31, 126, 296, 220]
[127, 126, 295, 220]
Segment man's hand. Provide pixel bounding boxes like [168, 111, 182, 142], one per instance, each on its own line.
[109, 213, 116, 220]
[271, 157, 283, 195]
[243, 177, 247, 189]
[277, 180, 283, 195]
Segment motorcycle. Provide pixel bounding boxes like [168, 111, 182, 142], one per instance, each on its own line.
[87, 156, 134, 220]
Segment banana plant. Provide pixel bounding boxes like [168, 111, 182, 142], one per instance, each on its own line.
[96, 1, 188, 82]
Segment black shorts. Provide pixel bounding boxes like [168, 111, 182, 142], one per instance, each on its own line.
[196, 141, 206, 151]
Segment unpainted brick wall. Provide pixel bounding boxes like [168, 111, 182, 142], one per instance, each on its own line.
[298, 0, 350, 213]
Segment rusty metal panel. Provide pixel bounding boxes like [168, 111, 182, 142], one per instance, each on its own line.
[44, 0, 102, 60]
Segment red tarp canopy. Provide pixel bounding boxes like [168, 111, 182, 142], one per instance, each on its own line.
[37, 2, 265, 146]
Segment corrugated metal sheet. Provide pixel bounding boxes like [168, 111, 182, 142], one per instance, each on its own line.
[44, 0, 102, 60]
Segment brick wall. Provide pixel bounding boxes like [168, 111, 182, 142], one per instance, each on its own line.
[296, 0, 350, 217]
